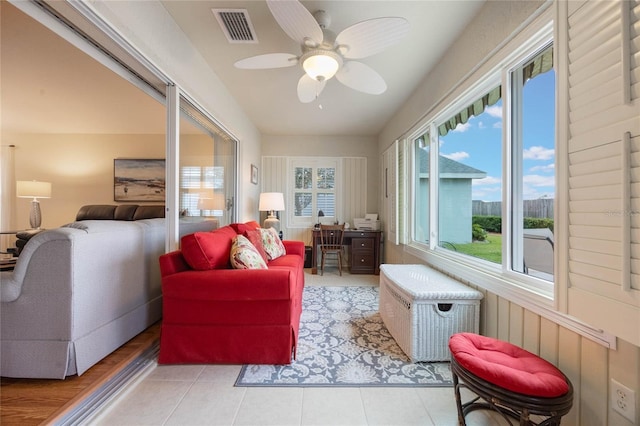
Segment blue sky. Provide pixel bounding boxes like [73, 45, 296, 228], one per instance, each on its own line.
[439, 71, 556, 202]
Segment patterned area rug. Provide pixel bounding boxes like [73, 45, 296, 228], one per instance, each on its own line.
[235, 286, 452, 387]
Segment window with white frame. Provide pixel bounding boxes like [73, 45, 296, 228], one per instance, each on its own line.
[180, 166, 225, 217]
[411, 37, 555, 288]
[290, 159, 338, 227]
[510, 45, 555, 281]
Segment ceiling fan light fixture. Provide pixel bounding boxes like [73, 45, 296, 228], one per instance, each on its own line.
[302, 50, 341, 81]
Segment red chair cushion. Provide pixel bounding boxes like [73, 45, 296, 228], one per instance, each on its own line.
[180, 225, 237, 270]
[449, 333, 569, 397]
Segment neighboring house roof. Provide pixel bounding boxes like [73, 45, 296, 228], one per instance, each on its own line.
[418, 148, 487, 179]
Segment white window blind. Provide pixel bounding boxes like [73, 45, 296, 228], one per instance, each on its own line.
[180, 166, 224, 216]
[631, 0, 640, 101]
[289, 158, 340, 227]
[566, 0, 640, 346]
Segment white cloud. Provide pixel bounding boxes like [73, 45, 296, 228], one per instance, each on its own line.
[478, 121, 486, 129]
[472, 185, 502, 201]
[472, 176, 501, 201]
[493, 122, 502, 129]
[530, 163, 555, 172]
[442, 151, 469, 161]
[485, 105, 502, 118]
[452, 122, 471, 133]
[473, 176, 502, 186]
[523, 146, 554, 160]
[523, 185, 555, 200]
[523, 174, 555, 187]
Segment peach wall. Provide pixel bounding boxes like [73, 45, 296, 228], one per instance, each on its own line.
[8, 133, 165, 229]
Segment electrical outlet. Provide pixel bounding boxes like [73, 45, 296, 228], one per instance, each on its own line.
[611, 379, 637, 423]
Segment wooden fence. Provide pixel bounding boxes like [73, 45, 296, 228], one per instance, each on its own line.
[472, 199, 554, 218]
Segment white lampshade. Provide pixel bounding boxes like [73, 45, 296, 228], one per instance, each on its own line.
[303, 52, 340, 81]
[259, 192, 285, 212]
[16, 181, 51, 199]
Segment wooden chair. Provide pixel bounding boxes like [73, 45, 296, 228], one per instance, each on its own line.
[319, 224, 345, 276]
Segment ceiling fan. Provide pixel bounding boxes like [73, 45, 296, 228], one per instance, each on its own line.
[234, 0, 410, 103]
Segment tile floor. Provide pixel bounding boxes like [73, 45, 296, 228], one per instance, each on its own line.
[90, 269, 507, 425]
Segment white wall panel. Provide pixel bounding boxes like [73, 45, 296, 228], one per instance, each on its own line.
[567, 0, 640, 346]
[342, 157, 368, 225]
[630, 0, 640, 100]
[262, 155, 368, 246]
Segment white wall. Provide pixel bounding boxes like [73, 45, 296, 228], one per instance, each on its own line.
[86, 0, 262, 222]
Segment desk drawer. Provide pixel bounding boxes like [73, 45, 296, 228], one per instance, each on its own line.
[351, 252, 375, 273]
[352, 238, 374, 250]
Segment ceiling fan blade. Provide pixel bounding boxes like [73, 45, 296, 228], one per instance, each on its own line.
[267, 0, 323, 46]
[234, 53, 298, 69]
[297, 74, 326, 103]
[335, 17, 410, 59]
[336, 61, 387, 95]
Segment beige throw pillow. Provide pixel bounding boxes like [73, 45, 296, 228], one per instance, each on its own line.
[260, 227, 286, 260]
[230, 235, 268, 269]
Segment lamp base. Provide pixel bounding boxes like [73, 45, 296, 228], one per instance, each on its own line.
[264, 217, 280, 231]
[29, 199, 42, 229]
[263, 216, 280, 232]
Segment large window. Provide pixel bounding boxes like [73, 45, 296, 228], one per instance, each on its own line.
[290, 159, 338, 227]
[510, 46, 555, 281]
[411, 40, 555, 288]
[178, 97, 237, 229]
[180, 166, 225, 217]
[414, 134, 431, 244]
[437, 87, 503, 263]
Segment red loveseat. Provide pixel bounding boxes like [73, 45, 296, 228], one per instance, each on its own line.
[158, 221, 305, 365]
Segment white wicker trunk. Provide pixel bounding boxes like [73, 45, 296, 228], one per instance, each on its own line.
[379, 264, 483, 362]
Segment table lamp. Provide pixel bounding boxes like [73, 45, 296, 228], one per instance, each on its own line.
[259, 192, 285, 232]
[17, 180, 52, 229]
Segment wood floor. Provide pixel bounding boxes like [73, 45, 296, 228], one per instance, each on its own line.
[0, 322, 160, 425]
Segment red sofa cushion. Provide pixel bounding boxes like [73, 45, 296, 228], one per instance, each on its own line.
[244, 228, 269, 263]
[180, 225, 237, 270]
[449, 333, 569, 397]
[230, 221, 260, 234]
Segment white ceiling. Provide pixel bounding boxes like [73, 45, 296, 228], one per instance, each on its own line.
[2, 1, 486, 137]
[161, 1, 486, 136]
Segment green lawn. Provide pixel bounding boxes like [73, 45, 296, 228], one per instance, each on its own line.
[448, 233, 502, 264]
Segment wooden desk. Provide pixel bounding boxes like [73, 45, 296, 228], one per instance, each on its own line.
[311, 229, 383, 275]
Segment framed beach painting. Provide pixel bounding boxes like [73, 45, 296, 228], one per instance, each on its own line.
[114, 159, 165, 202]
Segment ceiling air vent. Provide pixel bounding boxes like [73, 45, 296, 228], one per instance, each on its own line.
[212, 9, 258, 44]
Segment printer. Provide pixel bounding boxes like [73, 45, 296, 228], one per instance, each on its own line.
[353, 214, 381, 231]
